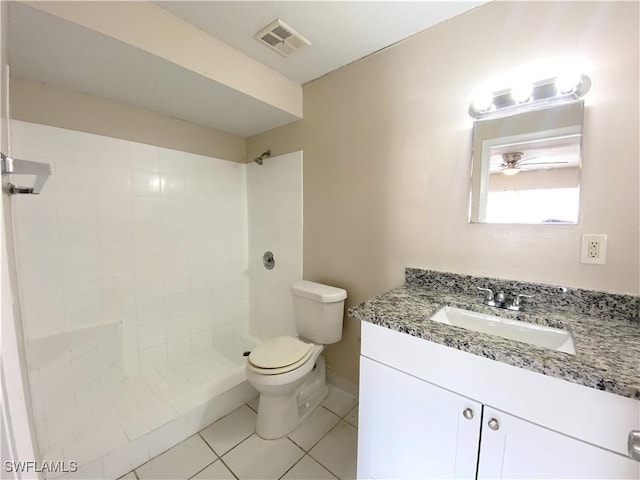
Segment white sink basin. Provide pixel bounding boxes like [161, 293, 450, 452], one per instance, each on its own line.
[430, 306, 575, 355]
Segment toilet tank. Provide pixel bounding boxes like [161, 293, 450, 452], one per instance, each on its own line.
[291, 280, 347, 345]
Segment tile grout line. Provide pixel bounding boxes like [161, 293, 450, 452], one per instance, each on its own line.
[277, 441, 307, 479]
[196, 431, 219, 457]
[197, 424, 257, 460]
[133, 396, 357, 480]
[133, 433, 212, 479]
[306, 401, 359, 480]
[217, 457, 240, 480]
[184, 457, 219, 480]
[342, 404, 358, 428]
[187, 426, 242, 479]
[277, 450, 310, 480]
[294, 415, 347, 478]
[278, 451, 341, 480]
[282, 393, 358, 477]
[286, 406, 341, 454]
[246, 398, 258, 413]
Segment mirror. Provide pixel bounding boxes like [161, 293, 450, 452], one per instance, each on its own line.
[469, 101, 584, 224]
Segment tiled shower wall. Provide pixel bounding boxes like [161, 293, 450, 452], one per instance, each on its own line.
[11, 120, 249, 383]
[247, 152, 303, 339]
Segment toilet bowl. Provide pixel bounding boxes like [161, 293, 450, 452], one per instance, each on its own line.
[246, 281, 347, 439]
[246, 336, 327, 439]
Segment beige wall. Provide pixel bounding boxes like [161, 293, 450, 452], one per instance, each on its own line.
[10, 78, 246, 162]
[247, 1, 640, 384]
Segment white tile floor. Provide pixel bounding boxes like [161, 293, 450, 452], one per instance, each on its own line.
[122, 385, 358, 480]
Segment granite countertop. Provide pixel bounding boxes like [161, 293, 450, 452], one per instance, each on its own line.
[349, 284, 640, 400]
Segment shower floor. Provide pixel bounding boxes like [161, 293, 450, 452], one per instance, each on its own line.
[35, 335, 259, 479]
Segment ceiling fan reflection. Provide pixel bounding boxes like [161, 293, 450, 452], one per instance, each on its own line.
[500, 151, 568, 176]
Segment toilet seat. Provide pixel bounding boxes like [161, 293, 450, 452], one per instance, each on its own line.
[248, 336, 313, 375]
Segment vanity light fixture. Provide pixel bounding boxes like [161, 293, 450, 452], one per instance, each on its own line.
[469, 73, 591, 119]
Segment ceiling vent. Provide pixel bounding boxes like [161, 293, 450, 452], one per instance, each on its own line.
[254, 19, 311, 58]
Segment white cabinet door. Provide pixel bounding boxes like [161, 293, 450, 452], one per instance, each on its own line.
[358, 356, 482, 479]
[478, 407, 640, 479]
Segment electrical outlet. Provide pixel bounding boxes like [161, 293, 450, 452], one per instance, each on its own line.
[581, 234, 607, 265]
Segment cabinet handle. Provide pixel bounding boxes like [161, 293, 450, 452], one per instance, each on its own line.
[629, 430, 640, 462]
[488, 418, 500, 431]
[462, 408, 474, 420]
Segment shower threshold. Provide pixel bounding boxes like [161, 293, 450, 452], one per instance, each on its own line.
[38, 337, 259, 480]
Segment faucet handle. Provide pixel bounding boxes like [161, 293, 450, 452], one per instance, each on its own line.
[509, 293, 535, 311]
[477, 287, 495, 306]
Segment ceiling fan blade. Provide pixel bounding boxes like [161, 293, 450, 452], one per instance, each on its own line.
[521, 161, 569, 166]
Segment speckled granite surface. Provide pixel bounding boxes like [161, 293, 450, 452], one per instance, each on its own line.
[349, 269, 640, 400]
[406, 268, 640, 323]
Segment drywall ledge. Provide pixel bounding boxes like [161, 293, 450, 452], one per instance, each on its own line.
[24, 1, 302, 119]
[10, 78, 246, 163]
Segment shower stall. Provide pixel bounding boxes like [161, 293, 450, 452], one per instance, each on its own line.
[3, 120, 303, 479]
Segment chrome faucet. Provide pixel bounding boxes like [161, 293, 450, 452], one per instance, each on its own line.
[476, 287, 496, 306]
[508, 293, 535, 311]
[476, 287, 534, 311]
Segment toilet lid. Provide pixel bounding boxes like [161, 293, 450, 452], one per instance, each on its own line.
[248, 336, 312, 370]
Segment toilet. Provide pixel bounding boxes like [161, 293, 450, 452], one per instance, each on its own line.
[245, 280, 347, 439]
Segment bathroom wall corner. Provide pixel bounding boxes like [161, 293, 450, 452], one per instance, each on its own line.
[0, 0, 40, 472]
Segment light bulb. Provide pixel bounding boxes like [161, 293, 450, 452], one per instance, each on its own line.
[511, 83, 533, 104]
[502, 167, 520, 176]
[472, 91, 494, 113]
[555, 73, 582, 95]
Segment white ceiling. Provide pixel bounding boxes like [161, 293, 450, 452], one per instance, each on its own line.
[9, 1, 487, 137]
[155, 1, 486, 84]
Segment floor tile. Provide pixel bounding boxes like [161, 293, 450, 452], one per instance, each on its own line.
[190, 459, 235, 479]
[344, 406, 358, 428]
[321, 386, 358, 418]
[288, 407, 340, 451]
[136, 435, 217, 480]
[199, 405, 256, 455]
[281, 455, 337, 480]
[309, 421, 357, 480]
[118, 472, 137, 480]
[222, 434, 304, 480]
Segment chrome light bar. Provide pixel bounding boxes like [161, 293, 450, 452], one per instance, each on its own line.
[469, 74, 591, 119]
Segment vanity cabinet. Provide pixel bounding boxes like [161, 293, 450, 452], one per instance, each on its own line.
[359, 356, 481, 479]
[358, 322, 640, 479]
[477, 406, 639, 479]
